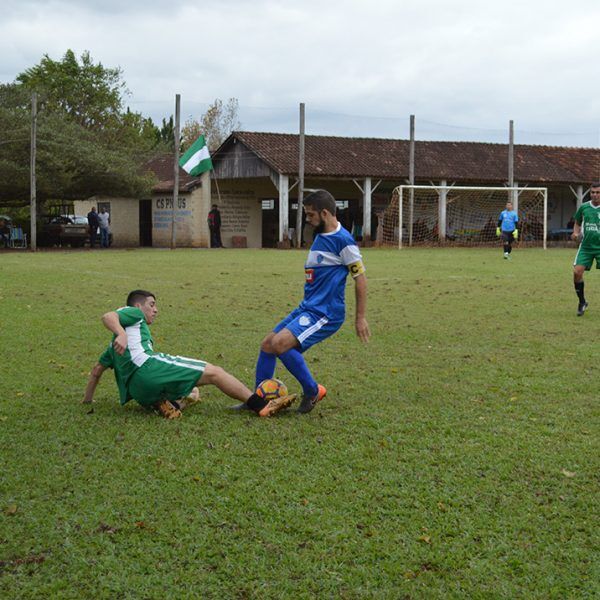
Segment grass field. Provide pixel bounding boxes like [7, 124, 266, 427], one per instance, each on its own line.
[0, 247, 598, 599]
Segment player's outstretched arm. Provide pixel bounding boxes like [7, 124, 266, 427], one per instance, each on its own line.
[101, 311, 127, 355]
[83, 362, 108, 404]
[572, 222, 582, 241]
[354, 273, 370, 343]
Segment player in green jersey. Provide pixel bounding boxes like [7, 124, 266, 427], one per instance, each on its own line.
[571, 183, 600, 316]
[83, 290, 296, 417]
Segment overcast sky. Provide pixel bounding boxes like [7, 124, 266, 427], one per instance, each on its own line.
[2, 0, 599, 146]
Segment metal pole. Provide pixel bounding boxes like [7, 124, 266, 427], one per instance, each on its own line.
[30, 92, 37, 251]
[543, 189, 548, 250]
[508, 120, 514, 188]
[408, 115, 415, 246]
[508, 120, 518, 208]
[295, 102, 305, 248]
[171, 94, 180, 250]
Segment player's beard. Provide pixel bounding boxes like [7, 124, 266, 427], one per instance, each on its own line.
[313, 218, 326, 234]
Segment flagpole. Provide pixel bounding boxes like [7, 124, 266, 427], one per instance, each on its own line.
[171, 93, 181, 250]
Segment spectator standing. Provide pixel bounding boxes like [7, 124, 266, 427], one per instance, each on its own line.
[87, 207, 100, 248]
[207, 204, 223, 248]
[98, 207, 110, 248]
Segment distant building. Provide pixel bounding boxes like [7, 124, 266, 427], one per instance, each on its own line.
[77, 133, 600, 248]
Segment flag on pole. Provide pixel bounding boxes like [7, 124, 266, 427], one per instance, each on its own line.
[179, 135, 213, 176]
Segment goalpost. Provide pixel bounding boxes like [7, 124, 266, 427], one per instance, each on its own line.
[381, 185, 548, 249]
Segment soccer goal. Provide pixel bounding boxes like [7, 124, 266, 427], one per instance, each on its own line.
[381, 185, 548, 249]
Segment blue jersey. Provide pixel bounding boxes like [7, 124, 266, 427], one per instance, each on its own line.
[499, 209, 518, 232]
[301, 224, 364, 321]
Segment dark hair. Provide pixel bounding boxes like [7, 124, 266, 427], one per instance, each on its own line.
[591, 182, 600, 188]
[126, 289, 155, 306]
[303, 190, 337, 215]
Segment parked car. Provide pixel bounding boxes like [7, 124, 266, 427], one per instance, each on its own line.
[38, 215, 112, 248]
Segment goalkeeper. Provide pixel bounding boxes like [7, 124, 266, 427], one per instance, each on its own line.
[496, 201, 519, 259]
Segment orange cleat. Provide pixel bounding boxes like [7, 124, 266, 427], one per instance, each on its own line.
[297, 384, 327, 414]
[257, 393, 297, 417]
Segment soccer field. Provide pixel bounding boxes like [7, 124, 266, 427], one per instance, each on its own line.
[0, 248, 598, 598]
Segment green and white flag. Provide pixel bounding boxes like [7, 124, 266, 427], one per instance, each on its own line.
[179, 135, 213, 176]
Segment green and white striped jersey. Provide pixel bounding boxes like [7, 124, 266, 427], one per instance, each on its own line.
[98, 306, 155, 404]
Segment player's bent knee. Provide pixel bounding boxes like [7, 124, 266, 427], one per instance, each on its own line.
[198, 363, 224, 386]
[260, 334, 276, 353]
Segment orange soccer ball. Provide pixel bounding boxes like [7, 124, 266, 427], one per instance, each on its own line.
[255, 378, 288, 401]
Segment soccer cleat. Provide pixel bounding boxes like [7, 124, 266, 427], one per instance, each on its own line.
[577, 302, 588, 316]
[297, 384, 327, 414]
[503, 252, 509, 259]
[178, 387, 201, 410]
[257, 393, 297, 417]
[154, 399, 182, 419]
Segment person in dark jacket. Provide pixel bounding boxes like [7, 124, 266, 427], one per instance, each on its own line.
[207, 204, 223, 248]
[87, 207, 100, 248]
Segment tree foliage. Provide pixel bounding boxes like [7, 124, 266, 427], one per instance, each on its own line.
[0, 50, 162, 206]
[181, 98, 240, 152]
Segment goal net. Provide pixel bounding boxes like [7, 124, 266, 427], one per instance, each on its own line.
[381, 185, 547, 248]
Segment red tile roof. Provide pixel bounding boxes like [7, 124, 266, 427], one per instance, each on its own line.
[144, 154, 202, 193]
[214, 132, 600, 185]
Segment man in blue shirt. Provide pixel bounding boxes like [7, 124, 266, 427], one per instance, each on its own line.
[496, 201, 519, 259]
[242, 189, 370, 414]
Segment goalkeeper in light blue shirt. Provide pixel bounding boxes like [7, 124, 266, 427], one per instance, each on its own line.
[496, 201, 519, 259]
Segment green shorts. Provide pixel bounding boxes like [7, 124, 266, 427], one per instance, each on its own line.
[573, 245, 600, 270]
[128, 353, 206, 407]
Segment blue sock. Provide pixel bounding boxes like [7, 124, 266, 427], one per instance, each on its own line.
[255, 350, 276, 389]
[279, 348, 318, 397]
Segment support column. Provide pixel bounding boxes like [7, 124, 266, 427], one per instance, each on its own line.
[279, 174, 289, 243]
[513, 181, 519, 214]
[363, 177, 372, 244]
[576, 184, 584, 209]
[438, 180, 447, 242]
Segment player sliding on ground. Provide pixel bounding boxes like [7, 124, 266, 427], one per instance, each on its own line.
[83, 290, 296, 418]
[237, 189, 370, 414]
[571, 182, 600, 316]
[496, 201, 519, 259]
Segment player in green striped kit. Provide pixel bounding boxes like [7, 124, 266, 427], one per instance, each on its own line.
[83, 290, 295, 417]
[571, 183, 600, 316]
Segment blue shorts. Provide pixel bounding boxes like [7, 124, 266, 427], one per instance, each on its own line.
[274, 307, 343, 352]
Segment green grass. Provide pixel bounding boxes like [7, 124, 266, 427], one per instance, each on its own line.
[0, 247, 598, 599]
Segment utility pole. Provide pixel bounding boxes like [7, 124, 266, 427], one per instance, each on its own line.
[408, 114, 415, 246]
[171, 94, 180, 250]
[296, 102, 305, 248]
[30, 92, 37, 251]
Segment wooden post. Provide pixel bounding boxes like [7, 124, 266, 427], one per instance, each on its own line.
[171, 94, 180, 250]
[295, 103, 305, 248]
[30, 92, 37, 251]
[408, 114, 415, 246]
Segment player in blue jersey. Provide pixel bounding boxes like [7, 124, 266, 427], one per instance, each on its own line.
[239, 189, 370, 414]
[496, 201, 519, 259]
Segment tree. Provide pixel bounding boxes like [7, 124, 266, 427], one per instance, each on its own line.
[0, 51, 161, 206]
[157, 116, 175, 150]
[17, 49, 125, 131]
[181, 98, 241, 152]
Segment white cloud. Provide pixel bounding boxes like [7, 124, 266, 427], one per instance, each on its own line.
[1, 0, 599, 145]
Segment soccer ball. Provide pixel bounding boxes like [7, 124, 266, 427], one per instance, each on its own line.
[256, 378, 288, 401]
